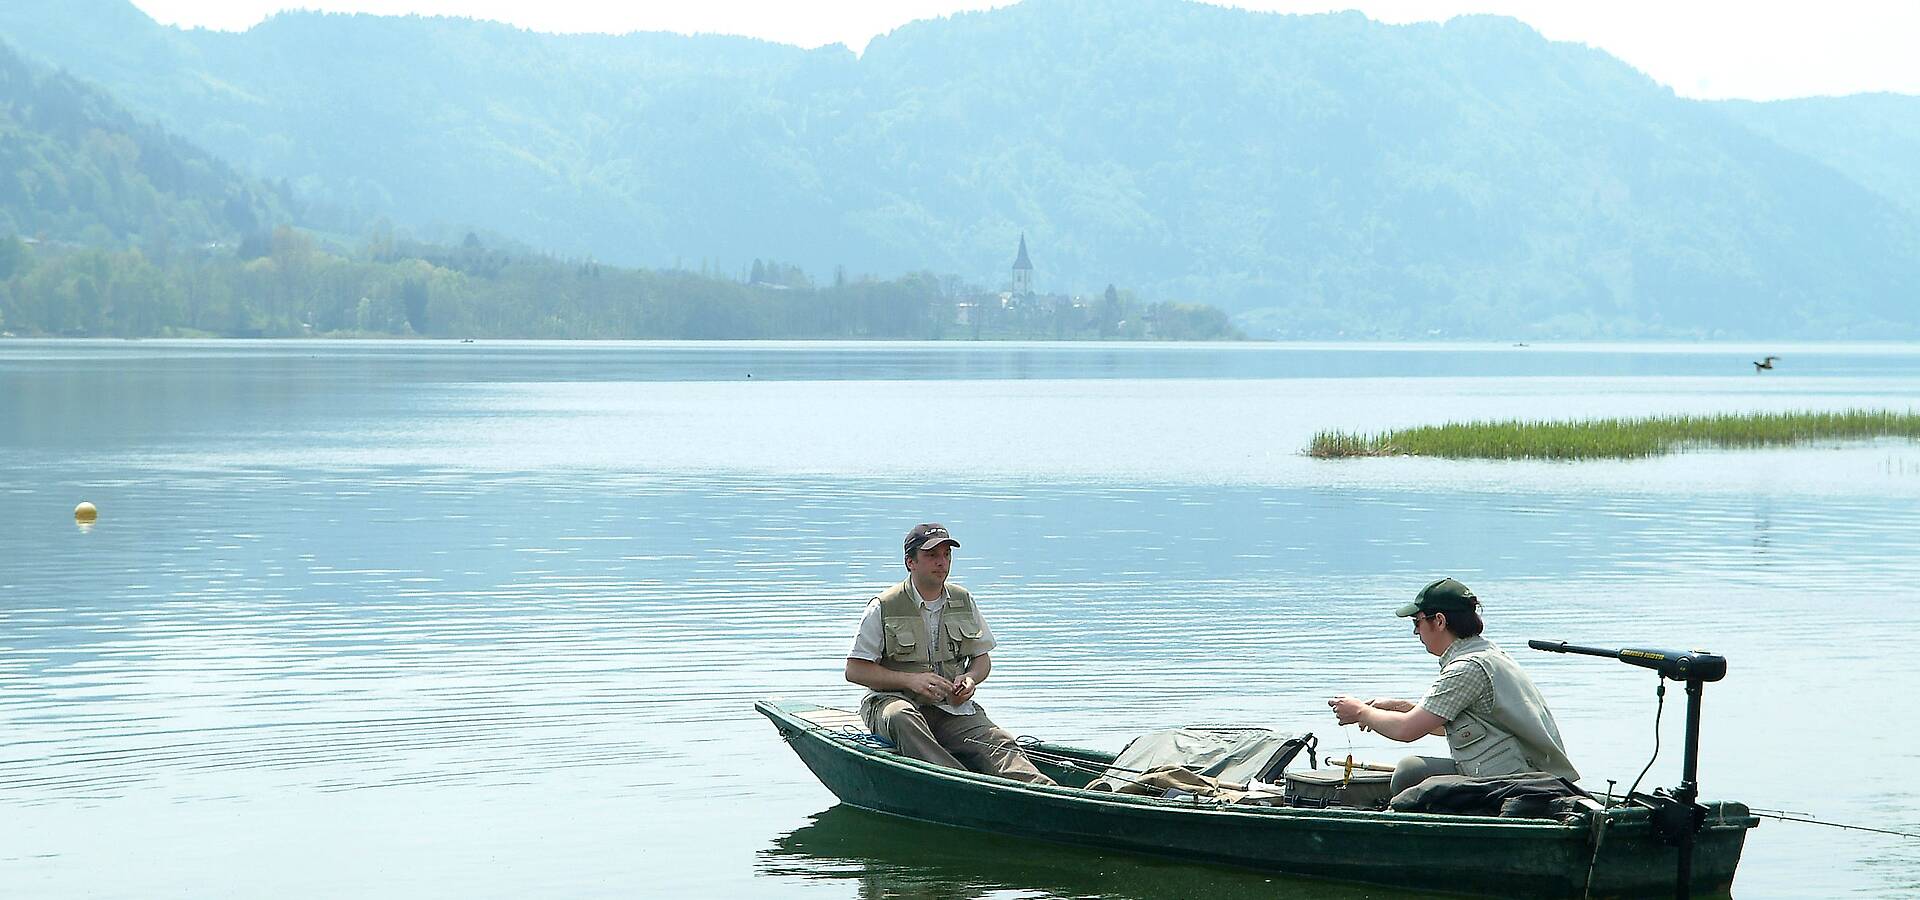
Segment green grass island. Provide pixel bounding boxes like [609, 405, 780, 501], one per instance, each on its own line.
[1310, 409, 1920, 460]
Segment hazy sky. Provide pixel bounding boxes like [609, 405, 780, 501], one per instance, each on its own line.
[128, 0, 1920, 101]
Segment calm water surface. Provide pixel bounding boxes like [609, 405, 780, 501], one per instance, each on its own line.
[4, 340, 1919, 898]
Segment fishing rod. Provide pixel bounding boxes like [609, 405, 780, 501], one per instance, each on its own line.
[961, 736, 1190, 796]
[823, 721, 1187, 794]
[1002, 737, 1160, 776]
[967, 736, 1291, 801]
[1530, 639, 1726, 900]
[1748, 811, 1920, 840]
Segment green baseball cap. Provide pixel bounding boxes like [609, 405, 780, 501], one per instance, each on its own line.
[1395, 577, 1479, 617]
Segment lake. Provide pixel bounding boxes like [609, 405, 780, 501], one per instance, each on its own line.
[4, 339, 1919, 898]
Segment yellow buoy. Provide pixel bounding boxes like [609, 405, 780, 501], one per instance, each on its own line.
[74, 501, 98, 522]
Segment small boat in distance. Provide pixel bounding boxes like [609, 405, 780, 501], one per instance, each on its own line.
[757, 699, 1757, 899]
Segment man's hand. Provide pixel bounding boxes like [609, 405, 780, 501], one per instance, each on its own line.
[905, 672, 956, 705]
[1328, 695, 1370, 728]
[949, 674, 976, 704]
[1330, 695, 1447, 743]
[844, 659, 965, 705]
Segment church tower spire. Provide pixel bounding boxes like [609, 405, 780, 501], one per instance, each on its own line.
[1011, 233, 1033, 296]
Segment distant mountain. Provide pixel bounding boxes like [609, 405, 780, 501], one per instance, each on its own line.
[3, 0, 1917, 338]
[0, 37, 288, 247]
[1717, 93, 1920, 216]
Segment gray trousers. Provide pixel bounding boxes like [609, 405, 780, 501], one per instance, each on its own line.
[1391, 754, 1459, 795]
[861, 695, 1055, 785]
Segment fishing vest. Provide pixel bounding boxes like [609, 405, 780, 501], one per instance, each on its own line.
[867, 579, 989, 706]
[1440, 637, 1580, 782]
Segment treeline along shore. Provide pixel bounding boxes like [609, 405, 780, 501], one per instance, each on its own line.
[0, 230, 1242, 341]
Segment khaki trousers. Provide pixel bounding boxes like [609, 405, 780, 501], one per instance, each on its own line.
[1391, 754, 1460, 795]
[860, 695, 1055, 785]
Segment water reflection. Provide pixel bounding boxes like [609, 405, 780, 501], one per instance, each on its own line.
[759, 805, 1440, 900]
[5, 341, 1920, 898]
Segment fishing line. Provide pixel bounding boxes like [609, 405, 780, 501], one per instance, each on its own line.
[1748, 811, 1920, 840]
[1326, 722, 1358, 784]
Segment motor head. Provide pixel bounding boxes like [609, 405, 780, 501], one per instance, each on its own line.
[1616, 647, 1727, 682]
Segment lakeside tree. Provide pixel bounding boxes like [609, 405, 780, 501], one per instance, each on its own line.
[0, 236, 1243, 341]
[0, 39, 293, 251]
[6, 4, 1919, 338]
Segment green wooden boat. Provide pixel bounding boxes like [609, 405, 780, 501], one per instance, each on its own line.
[757, 699, 1758, 898]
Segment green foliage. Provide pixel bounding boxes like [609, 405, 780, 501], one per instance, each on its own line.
[1310, 410, 1920, 460]
[0, 233, 24, 279]
[0, 39, 290, 248]
[4, 2, 1919, 338]
[400, 277, 428, 334]
[0, 236, 1241, 340]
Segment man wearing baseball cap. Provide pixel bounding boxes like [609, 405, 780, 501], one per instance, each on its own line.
[844, 523, 1054, 783]
[1328, 578, 1578, 796]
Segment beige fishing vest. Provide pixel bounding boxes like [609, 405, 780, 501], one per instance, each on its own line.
[1441, 636, 1580, 782]
[867, 579, 989, 706]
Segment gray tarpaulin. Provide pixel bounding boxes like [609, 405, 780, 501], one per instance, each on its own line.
[1087, 727, 1310, 793]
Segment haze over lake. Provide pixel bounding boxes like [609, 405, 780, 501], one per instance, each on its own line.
[8, 1, 1920, 340]
[7, 0, 1920, 892]
[4, 340, 1919, 898]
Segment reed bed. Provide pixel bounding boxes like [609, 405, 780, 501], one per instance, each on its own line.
[1309, 409, 1920, 460]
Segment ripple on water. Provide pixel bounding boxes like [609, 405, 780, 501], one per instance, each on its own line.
[8, 343, 1920, 897]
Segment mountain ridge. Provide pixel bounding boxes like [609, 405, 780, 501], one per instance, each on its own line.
[2, 0, 1917, 337]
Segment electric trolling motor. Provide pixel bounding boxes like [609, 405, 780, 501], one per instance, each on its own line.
[1528, 640, 1728, 900]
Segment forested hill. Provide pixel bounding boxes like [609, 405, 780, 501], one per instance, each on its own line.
[3, 0, 1920, 338]
[0, 31, 1233, 342]
[0, 38, 289, 247]
[1716, 93, 1920, 217]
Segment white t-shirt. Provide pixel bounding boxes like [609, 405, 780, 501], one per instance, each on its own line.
[847, 580, 997, 715]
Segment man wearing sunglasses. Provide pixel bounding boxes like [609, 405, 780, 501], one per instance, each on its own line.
[1328, 577, 1578, 795]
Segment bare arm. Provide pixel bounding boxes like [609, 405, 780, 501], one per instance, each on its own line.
[1329, 695, 1448, 742]
[1372, 697, 1444, 734]
[845, 658, 953, 705]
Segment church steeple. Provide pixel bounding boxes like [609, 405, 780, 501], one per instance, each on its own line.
[1011, 233, 1033, 296]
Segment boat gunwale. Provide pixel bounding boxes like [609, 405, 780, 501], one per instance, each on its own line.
[758, 699, 1755, 834]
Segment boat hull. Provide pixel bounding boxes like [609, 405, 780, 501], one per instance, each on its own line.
[758, 699, 1755, 899]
